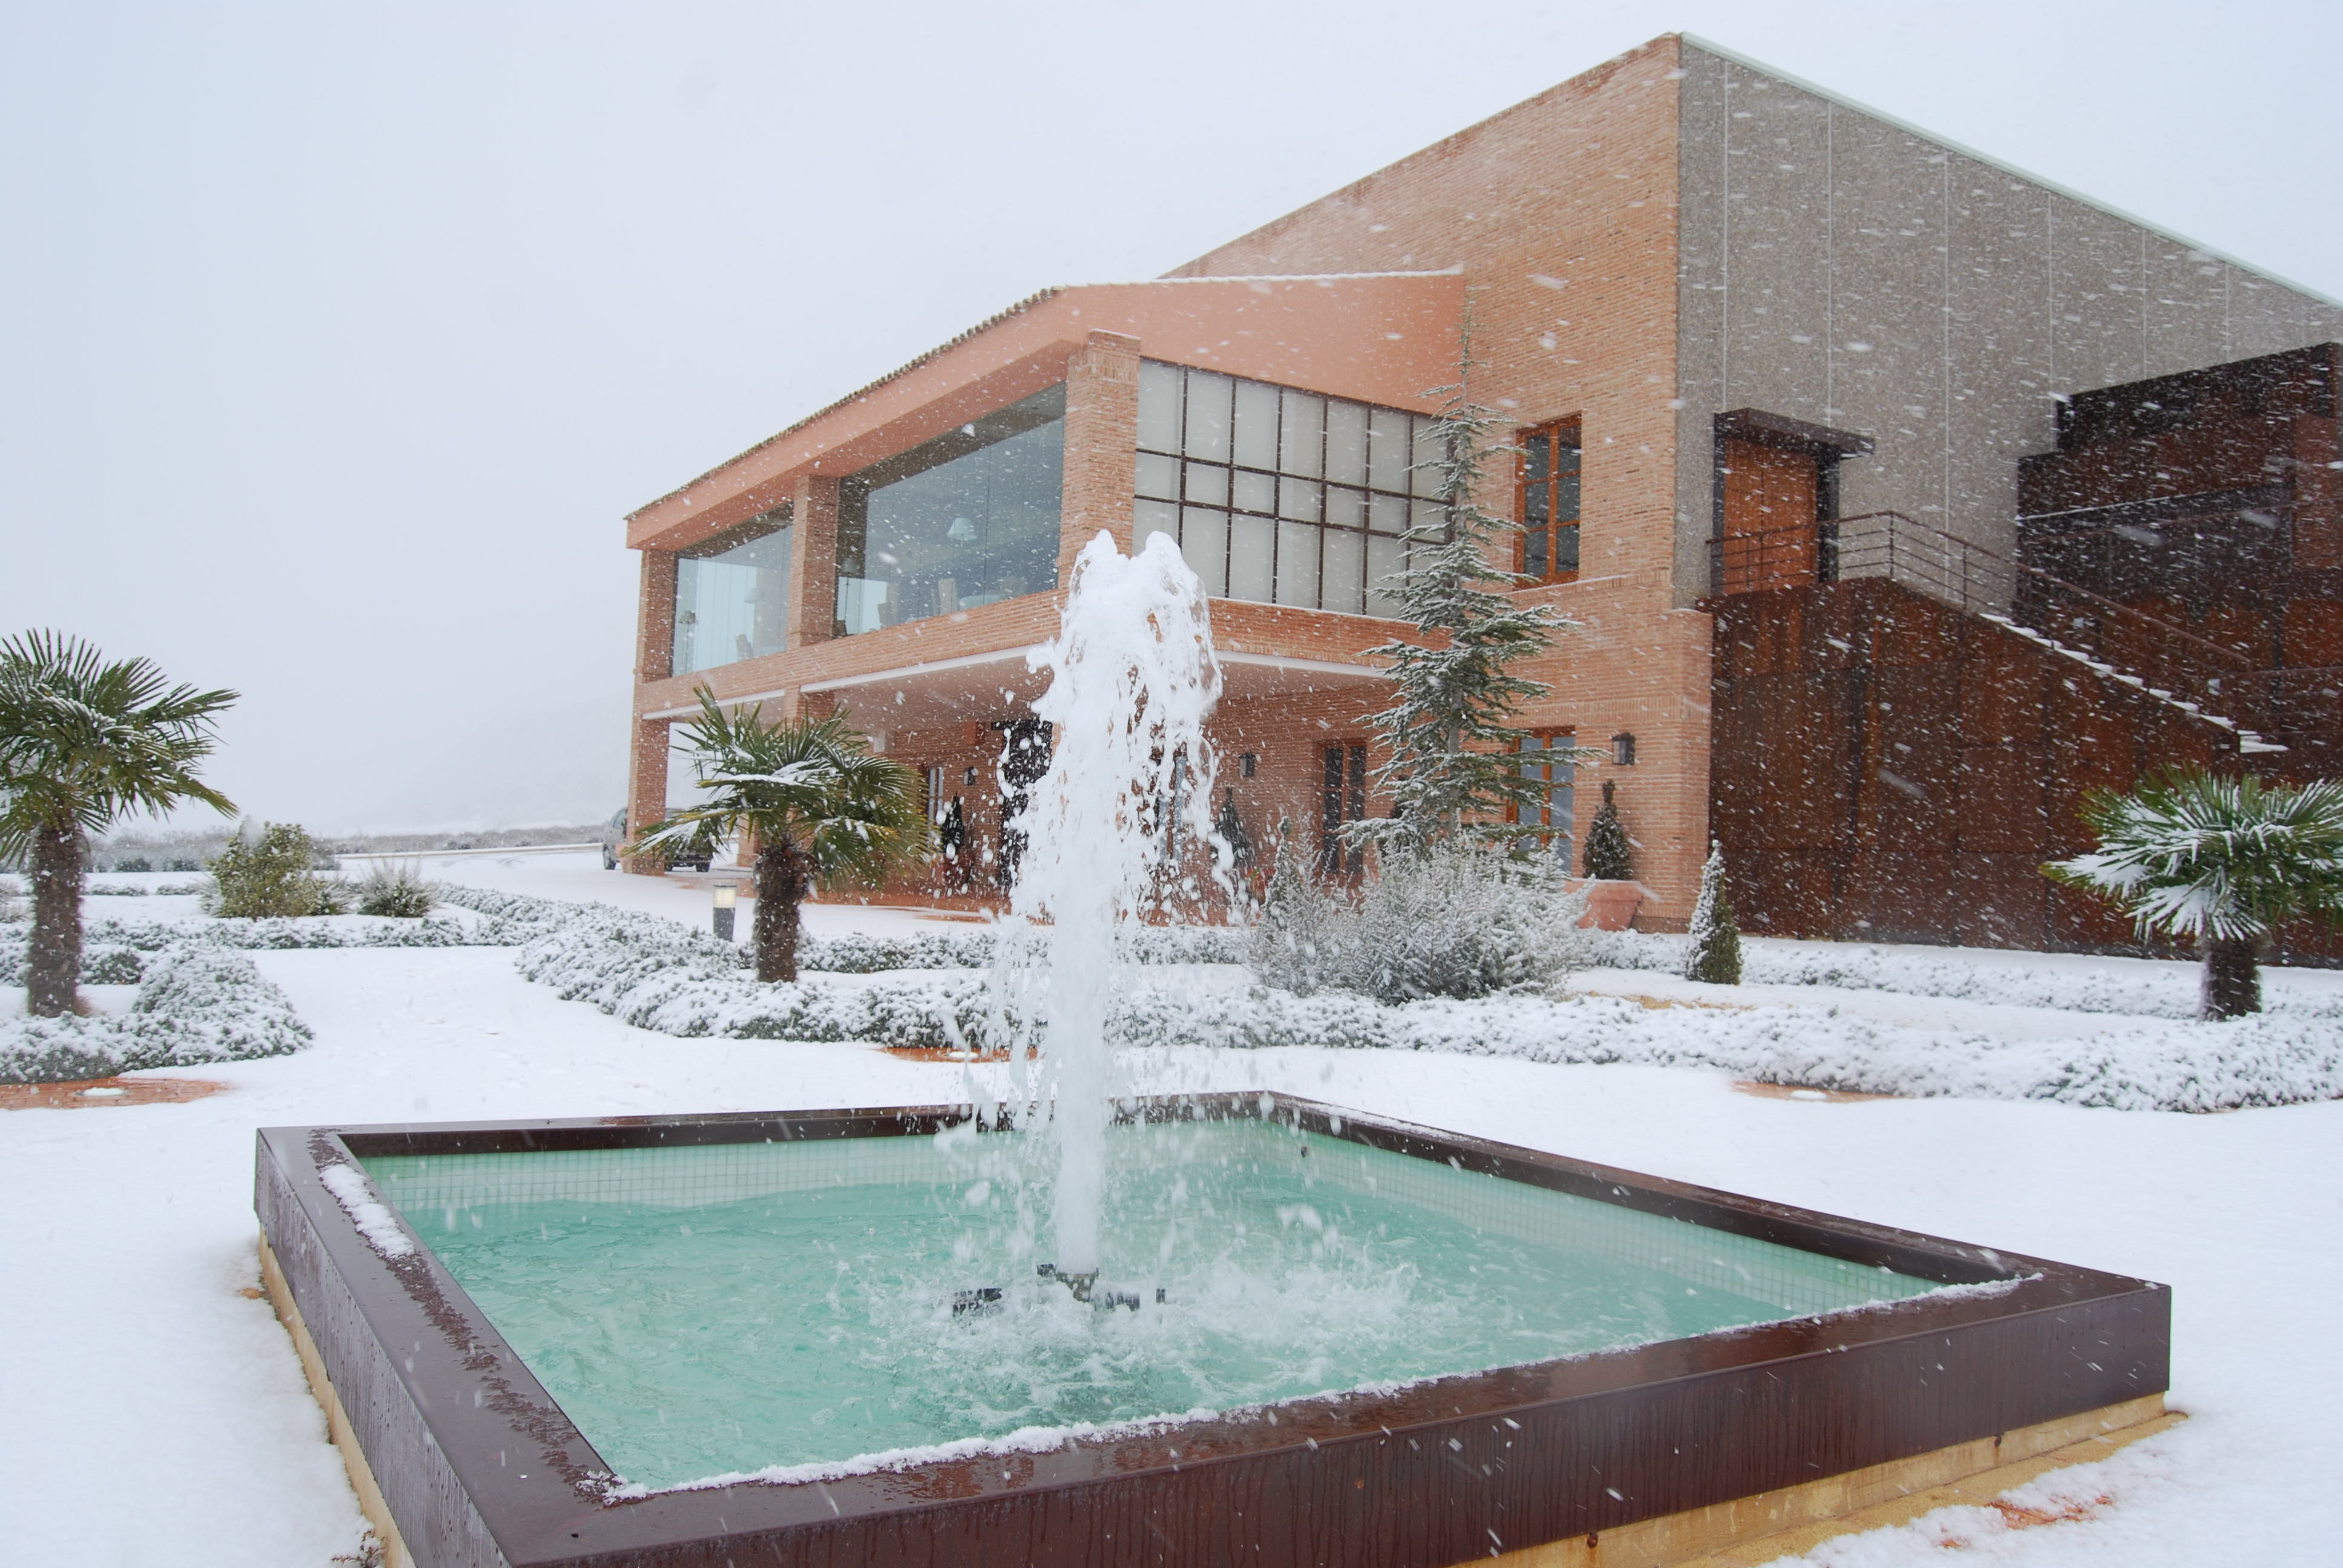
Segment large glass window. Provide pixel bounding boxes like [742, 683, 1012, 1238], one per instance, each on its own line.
[1135, 362, 1440, 617]
[672, 506, 792, 676]
[835, 386, 1064, 636]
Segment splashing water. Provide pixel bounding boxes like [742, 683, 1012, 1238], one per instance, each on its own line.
[996, 531, 1224, 1277]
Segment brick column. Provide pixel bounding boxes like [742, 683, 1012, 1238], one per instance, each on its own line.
[623, 549, 680, 874]
[1057, 329, 1141, 580]
[789, 472, 841, 650]
[623, 716, 671, 874]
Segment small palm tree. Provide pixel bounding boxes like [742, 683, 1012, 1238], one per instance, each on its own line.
[638, 692, 930, 982]
[2045, 768, 2343, 1019]
[0, 631, 237, 1016]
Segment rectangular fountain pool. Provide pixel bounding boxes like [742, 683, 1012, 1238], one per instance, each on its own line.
[257, 1096, 2169, 1567]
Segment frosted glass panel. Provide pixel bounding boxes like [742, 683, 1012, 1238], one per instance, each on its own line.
[1278, 477, 1322, 523]
[1138, 361, 1183, 454]
[1233, 381, 1280, 471]
[1322, 530, 1365, 614]
[1412, 499, 1444, 538]
[1181, 506, 1228, 596]
[1228, 514, 1275, 603]
[1411, 418, 1443, 497]
[1276, 520, 1320, 607]
[1134, 498, 1179, 555]
[1280, 391, 1325, 477]
[1325, 403, 1367, 485]
[1368, 408, 1412, 492]
[1132, 361, 1430, 615]
[1135, 452, 1178, 500]
[1184, 373, 1232, 462]
[1366, 534, 1406, 616]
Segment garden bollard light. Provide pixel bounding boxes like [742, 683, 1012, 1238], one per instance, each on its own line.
[712, 882, 738, 942]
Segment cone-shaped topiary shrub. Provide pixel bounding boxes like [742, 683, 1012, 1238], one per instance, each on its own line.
[1683, 840, 1743, 985]
[1581, 778, 1633, 881]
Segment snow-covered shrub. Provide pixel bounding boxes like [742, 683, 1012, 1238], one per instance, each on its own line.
[0, 875, 20, 922]
[88, 883, 152, 897]
[1683, 842, 1742, 985]
[1110, 980, 2343, 1112]
[513, 901, 992, 1047]
[0, 942, 311, 1083]
[355, 863, 436, 918]
[211, 823, 333, 918]
[1251, 841, 1590, 1003]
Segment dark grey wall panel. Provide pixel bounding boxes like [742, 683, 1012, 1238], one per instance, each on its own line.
[1673, 40, 2343, 606]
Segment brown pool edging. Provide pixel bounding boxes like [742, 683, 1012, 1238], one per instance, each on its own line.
[256, 1095, 2171, 1568]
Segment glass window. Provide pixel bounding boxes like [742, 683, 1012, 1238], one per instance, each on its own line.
[1517, 421, 1583, 583]
[834, 385, 1064, 636]
[1135, 362, 1431, 616]
[1513, 733, 1579, 864]
[673, 506, 792, 676]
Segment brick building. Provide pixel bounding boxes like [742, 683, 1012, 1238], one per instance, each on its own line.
[622, 34, 2343, 947]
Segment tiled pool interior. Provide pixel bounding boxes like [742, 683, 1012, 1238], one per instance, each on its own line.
[362, 1119, 1942, 1490]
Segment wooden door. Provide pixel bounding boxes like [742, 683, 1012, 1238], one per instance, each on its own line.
[1721, 439, 1821, 592]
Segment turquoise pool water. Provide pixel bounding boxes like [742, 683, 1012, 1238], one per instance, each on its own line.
[361, 1120, 1940, 1489]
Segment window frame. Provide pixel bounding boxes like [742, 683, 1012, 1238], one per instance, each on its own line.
[1515, 420, 1583, 584]
[1507, 730, 1581, 863]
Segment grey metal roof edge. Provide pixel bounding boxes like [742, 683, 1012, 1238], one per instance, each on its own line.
[1678, 32, 2343, 313]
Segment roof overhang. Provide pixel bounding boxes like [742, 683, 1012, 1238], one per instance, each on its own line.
[626, 272, 1465, 554]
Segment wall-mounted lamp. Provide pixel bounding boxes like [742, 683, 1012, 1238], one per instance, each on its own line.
[1611, 733, 1637, 766]
[712, 882, 739, 942]
[1240, 752, 1258, 778]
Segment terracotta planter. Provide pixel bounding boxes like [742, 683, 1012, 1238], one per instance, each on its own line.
[1579, 878, 1643, 930]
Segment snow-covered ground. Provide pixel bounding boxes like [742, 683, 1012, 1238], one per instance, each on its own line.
[2, 853, 2338, 1565]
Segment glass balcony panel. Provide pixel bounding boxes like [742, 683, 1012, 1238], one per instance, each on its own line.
[1233, 380, 1280, 471]
[1280, 391, 1325, 477]
[673, 511, 792, 675]
[1321, 528, 1365, 614]
[1181, 506, 1229, 597]
[1276, 520, 1322, 607]
[1184, 371, 1233, 462]
[1278, 476, 1322, 523]
[1325, 401, 1368, 486]
[834, 385, 1063, 635]
[1365, 534, 1406, 616]
[1228, 513, 1276, 603]
[1136, 451, 1179, 500]
[1184, 462, 1230, 507]
[1325, 486, 1365, 530]
[1232, 469, 1276, 515]
[1138, 361, 1184, 454]
[1368, 407, 1412, 492]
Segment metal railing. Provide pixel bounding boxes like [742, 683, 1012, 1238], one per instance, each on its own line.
[1707, 508, 2314, 745]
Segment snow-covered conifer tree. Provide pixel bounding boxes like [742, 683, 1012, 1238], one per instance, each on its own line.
[1354, 322, 1597, 849]
[1683, 840, 1742, 985]
[1581, 779, 1633, 881]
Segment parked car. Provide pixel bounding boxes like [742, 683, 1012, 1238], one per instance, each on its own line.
[601, 808, 713, 872]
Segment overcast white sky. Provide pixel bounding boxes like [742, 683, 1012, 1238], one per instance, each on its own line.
[4, 2, 2338, 835]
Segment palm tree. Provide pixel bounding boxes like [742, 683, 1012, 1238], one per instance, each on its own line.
[0, 631, 237, 1016]
[638, 692, 929, 982]
[2045, 768, 2343, 1019]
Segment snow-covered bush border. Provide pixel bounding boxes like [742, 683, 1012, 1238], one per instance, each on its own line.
[0, 943, 313, 1084]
